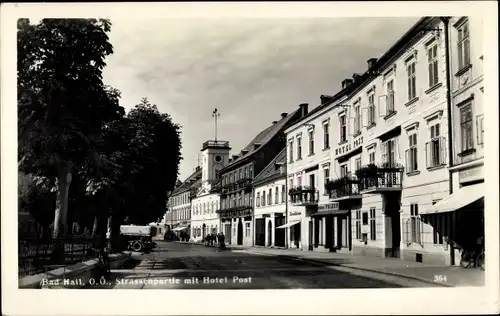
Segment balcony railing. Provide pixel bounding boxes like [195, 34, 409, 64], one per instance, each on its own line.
[201, 140, 230, 150]
[217, 205, 252, 219]
[355, 163, 404, 192]
[288, 187, 319, 206]
[326, 177, 361, 200]
[221, 178, 252, 194]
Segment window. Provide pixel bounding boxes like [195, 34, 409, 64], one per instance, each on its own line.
[256, 192, 260, 207]
[369, 208, 376, 241]
[275, 187, 279, 204]
[238, 195, 242, 207]
[308, 130, 315, 155]
[407, 61, 417, 100]
[368, 94, 376, 125]
[268, 189, 272, 206]
[406, 133, 418, 173]
[281, 185, 285, 203]
[244, 167, 248, 179]
[457, 20, 470, 70]
[289, 140, 294, 163]
[387, 80, 395, 114]
[477, 114, 484, 145]
[262, 192, 266, 206]
[249, 165, 253, 178]
[410, 204, 421, 244]
[432, 200, 444, 245]
[323, 167, 330, 189]
[427, 42, 439, 87]
[427, 123, 443, 168]
[323, 123, 330, 149]
[289, 178, 293, 190]
[355, 157, 362, 172]
[245, 222, 251, 237]
[355, 210, 361, 240]
[362, 212, 368, 225]
[460, 104, 473, 152]
[369, 150, 375, 164]
[339, 115, 347, 142]
[297, 136, 302, 160]
[382, 138, 396, 167]
[354, 103, 361, 134]
[235, 171, 239, 182]
[297, 175, 302, 187]
[239, 169, 243, 180]
[309, 174, 315, 190]
[340, 164, 348, 177]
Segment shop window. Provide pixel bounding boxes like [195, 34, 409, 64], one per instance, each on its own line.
[369, 208, 376, 240]
[355, 210, 361, 240]
[362, 211, 368, 225]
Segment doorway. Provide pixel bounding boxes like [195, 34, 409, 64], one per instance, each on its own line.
[237, 219, 243, 245]
[202, 224, 206, 240]
[267, 221, 272, 246]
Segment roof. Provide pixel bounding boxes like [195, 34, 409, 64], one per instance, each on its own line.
[171, 168, 202, 196]
[285, 17, 432, 132]
[253, 148, 286, 187]
[220, 110, 299, 172]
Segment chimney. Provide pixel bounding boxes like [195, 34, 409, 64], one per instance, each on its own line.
[320, 95, 332, 104]
[280, 112, 288, 119]
[367, 58, 378, 70]
[342, 79, 354, 90]
[299, 103, 309, 117]
[272, 121, 278, 125]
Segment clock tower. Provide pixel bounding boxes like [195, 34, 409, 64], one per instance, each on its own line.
[200, 140, 231, 184]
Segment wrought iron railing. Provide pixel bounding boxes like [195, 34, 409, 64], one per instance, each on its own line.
[201, 140, 230, 150]
[221, 178, 252, 194]
[289, 187, 319, 205]
[356, 163, 404, 191]
[328, 178, 360, 199]
[18, 235, 100, 278]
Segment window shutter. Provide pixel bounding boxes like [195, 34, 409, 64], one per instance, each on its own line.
[381, 142, 387, 165]
[425, 141, 431, 168]
[361, 107, 369, 127]
[477, 115, 484, 145]
[378, 95, 387, 117]
[440, 137, 446, 166]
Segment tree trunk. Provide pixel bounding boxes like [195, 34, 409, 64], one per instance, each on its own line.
[52, 168, 73, 238]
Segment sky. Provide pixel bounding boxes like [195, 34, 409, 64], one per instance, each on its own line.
[102, 17, 420, 181]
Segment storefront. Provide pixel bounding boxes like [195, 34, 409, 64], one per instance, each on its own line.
[310, 202, 352, 252]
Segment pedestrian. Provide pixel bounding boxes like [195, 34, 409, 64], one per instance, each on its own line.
[220, 232, 226, 249]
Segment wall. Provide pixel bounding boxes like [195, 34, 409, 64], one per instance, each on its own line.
[191, 192, 220, 242]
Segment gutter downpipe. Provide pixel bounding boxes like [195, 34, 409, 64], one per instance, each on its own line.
[285, 150, 289, 249]
[441, 16, 456, 266]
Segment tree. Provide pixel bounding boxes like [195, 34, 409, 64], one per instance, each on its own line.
[17, 18, 124, 238]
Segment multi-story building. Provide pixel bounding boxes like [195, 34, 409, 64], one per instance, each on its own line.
[190, 140, 231, 242]
[167, 167, 202, 238]
[252, 149, 287, 248]
[217, 109, 302, 246]
[419, 16, 484, 265]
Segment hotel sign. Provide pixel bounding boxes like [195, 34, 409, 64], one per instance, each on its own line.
[334, 136, 364, 159]
[318, 203, 339, 211]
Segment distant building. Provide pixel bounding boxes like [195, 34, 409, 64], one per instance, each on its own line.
[217, 109, 302, 246]
[190, 140, 231, 242]
[252, 148, 287, 248]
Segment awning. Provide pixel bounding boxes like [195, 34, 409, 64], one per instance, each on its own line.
[311, 209, 349, 217]
[172, 226, 189, 232]
[425, 183, 484, 215]
[276, 220, 301, 229]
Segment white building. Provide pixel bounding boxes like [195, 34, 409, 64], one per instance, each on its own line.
[190, 140, 231, 242]
[253, 149, 287, 248]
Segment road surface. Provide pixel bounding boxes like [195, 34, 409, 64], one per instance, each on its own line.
[87, 241, 438, 289]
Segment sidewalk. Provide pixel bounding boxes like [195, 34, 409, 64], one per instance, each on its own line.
[238, 247, 485, 287]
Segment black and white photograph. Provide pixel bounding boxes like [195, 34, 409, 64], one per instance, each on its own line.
[2, 1, 499, 315]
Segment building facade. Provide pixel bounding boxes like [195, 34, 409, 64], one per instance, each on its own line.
[190, 140, 231, 242]
[253, 149, 287, 248]
[167, 168, 202, 238]
[217, 110, 302, 246]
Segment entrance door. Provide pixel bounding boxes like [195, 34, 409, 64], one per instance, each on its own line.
[274, 216, 286, 247]
[202, 224, 206, 240]
[391, 211, 401, 257]
[224, 223, 231, 244]
[336, 217, 343, 249]
[255, 218, 265, 246]
[237, 219, 243, 245]
[267, 221, 272, 246]
[308, 221, 313, 250]
[325, 216, 333, 249]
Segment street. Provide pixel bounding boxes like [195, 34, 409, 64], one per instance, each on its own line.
[87, 242, 439, 289]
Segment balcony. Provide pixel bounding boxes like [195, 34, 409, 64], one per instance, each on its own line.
[201, 140, 230, 151]
[221, 178, 252, 195]
[356, 163, 404, 193]
[216, 206, 252, 219]
[326, 176, 362, 201]
[288, 186, 319, 206]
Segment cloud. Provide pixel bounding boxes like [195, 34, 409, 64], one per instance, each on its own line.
[102, 17, 419, 180]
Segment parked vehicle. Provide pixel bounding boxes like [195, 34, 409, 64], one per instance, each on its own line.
[119, 225, 155, 252]
[163, 230, 178, 241]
